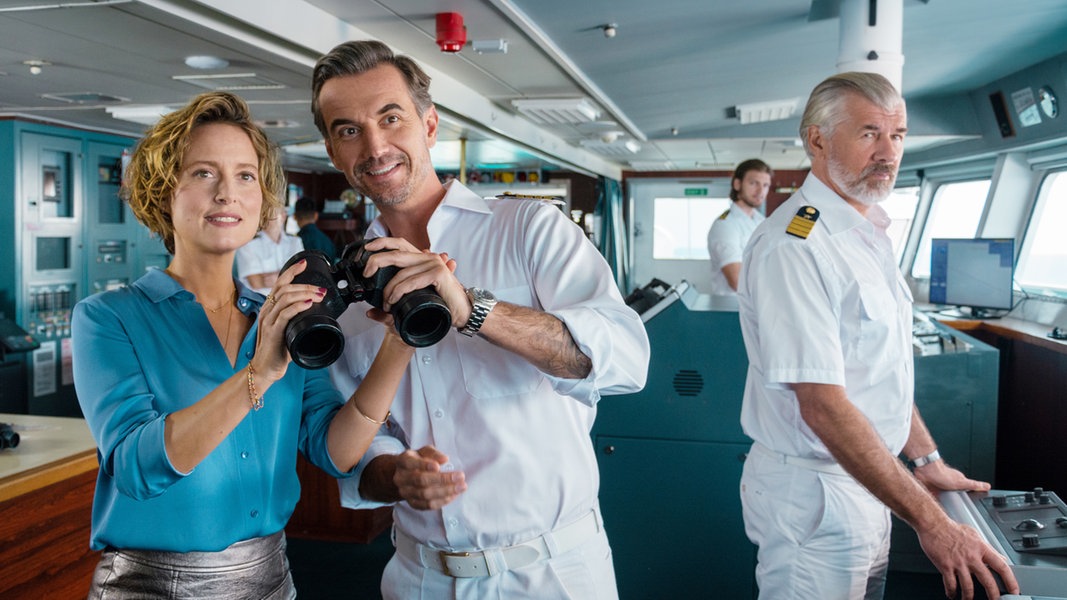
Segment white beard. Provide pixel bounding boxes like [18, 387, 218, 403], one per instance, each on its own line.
[828, 156, 896, 206]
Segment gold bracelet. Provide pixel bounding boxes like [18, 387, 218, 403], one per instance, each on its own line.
[354, 404, 389, 425]
[246, 363, 264, 411]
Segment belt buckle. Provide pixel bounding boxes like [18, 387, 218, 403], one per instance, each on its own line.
[439, 550, 472, 577]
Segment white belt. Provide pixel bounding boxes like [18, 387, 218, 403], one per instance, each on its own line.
[393, 508, 602, 578]
[750, 442, 848, 476]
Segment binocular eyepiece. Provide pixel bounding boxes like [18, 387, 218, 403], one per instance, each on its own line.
[281, 243, 452, 369]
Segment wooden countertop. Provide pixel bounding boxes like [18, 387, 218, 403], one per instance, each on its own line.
[0, 413, 97, 503]
[939, 316, 1067, 356]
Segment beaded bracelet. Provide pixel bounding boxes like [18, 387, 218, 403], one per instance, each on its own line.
[246, 363, 264, 411]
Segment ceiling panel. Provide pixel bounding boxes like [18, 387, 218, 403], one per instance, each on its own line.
[2, 0, 1067, 175]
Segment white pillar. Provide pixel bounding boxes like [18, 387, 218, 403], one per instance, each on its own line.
[837, 0, 904, 91]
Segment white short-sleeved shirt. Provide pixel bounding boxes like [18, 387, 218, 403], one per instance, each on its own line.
[737, 174, 914, 460]
[330, 181, 650, 552]
[235, 233, 304, 295]
[706, 202, 765, 295]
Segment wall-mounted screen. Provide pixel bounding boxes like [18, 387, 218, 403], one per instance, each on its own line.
[929, 238, 1015, 317]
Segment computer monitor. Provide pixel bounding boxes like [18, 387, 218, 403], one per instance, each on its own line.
[929, 238, 1015, 318]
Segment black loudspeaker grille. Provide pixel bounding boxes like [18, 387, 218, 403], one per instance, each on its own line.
[672, 369, 704, 397]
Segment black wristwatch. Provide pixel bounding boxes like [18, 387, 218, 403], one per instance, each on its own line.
[459, 287, 497, 337]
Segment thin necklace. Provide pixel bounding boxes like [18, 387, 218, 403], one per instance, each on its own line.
[204, 288, 235, 314]
[163, 268, 234, 314]
[221, 301, 234, 356]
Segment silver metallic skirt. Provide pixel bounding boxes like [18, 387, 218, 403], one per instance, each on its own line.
[88, 531, 296, 600]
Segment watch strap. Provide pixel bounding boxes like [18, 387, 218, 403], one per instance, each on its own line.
[459, 288, 496, 337]
[911, 449, 942, 468]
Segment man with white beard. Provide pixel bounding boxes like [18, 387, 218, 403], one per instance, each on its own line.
[735, 72, 1019, 600]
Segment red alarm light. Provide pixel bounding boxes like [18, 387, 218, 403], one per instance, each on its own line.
[436, 12, 466, 53]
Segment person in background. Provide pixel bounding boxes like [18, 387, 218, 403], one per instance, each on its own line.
[293, 196, 338, 260]
[311, 40, 650, 599]
[706, 158, 772, 295]
[736, 72, 1018, 600]
[236, 203, 305, 295]
[72, 91, 418, 599]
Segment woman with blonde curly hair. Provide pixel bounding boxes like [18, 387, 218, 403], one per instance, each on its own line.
[72, 91, 416, 598]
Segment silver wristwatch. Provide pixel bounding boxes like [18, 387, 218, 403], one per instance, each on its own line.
[911, 449, 941, 468]
[459, 287, 497, 337]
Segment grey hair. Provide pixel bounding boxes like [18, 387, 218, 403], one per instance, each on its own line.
[311, 40, 434, 138]
[799, 71, 903, 157]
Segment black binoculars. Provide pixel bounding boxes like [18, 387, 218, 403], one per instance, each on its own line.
[0, 422, 19, 450]
[282, 242, 452, 369]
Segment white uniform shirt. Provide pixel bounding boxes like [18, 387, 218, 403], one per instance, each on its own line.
[331, 181, 650, 551]
[706, 202, 765, 295]
[235, 232, 304, 295]
[737, 174, 914, 460]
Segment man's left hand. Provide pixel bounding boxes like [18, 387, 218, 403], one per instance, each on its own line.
[914, 460, 992, 493]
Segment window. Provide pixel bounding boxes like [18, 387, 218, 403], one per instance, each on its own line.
[652, 196, 732, 259]
[882, 186, 920, 264]
[911, 179, 991, 279]
[1016, 170, 1067, 294]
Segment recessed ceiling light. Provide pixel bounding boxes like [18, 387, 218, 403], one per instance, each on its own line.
[184, 55, 229, 70]
[23, 59, 50, 75]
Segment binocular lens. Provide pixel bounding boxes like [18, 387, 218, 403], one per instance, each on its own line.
[394, 295, 452, 348]
[286, 314, 345, 370]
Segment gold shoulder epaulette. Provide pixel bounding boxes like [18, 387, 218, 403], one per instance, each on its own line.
[718, 209, 730, 220]
[497, 191, 564, 202]
[785, 206, 819, 239]
[497, 192, 565, 211]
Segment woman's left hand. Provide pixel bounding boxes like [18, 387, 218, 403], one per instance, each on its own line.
[254, 258, 327, 381]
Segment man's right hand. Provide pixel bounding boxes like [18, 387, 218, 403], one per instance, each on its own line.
[360, 237, 469, 326]
[392, 446, 467, 510]
[917, 520, 1019, 600]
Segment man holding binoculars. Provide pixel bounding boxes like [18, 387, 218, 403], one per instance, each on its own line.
[311, 40, 650, 598]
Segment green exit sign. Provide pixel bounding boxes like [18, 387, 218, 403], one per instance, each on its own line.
[684, 188, 708, 196]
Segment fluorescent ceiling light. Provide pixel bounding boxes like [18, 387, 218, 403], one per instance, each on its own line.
[185, 55, 229, 70]
[629, 160, 675, 171]
[733, 98, 801, 124]
[106, 104, 174, 125]
[512, 98, 600, 124]
[580, 138, 641, 155]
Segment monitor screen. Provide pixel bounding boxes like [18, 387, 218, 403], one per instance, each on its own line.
[929, 238, 1015, 315]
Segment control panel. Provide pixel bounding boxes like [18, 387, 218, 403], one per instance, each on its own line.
[0, 121, 143, 415]
[912, 311, 973, 356]
[981, 489, 1067, 556]
[942, 489, 1067, 597]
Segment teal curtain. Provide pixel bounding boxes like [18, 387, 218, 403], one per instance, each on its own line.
[595, 176, 632, 294]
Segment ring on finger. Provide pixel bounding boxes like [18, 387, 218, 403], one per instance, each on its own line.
[266, 294, 278, 306]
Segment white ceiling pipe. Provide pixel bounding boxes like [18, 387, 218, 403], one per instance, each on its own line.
[838, 0, 905, 91]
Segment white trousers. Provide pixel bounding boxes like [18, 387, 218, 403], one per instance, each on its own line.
[380, 527, 618, 600]
[740, 444, 892, 600]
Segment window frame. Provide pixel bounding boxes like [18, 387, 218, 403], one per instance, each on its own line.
[909, 177, 993, 280]
[1014, 168, 1067, 297]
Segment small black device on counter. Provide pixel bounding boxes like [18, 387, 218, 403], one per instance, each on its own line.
[1, 316, 40, 357]
[0, 422, 19, 450]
